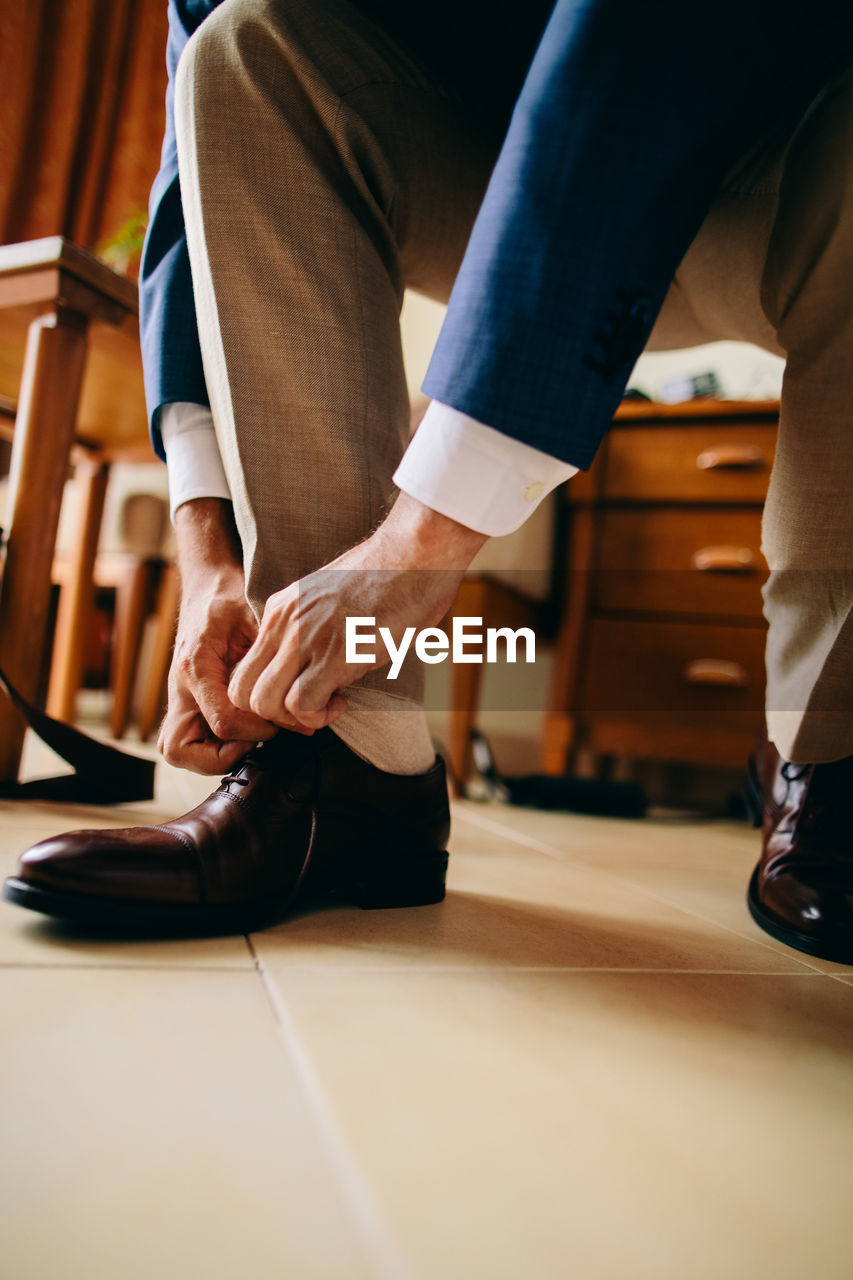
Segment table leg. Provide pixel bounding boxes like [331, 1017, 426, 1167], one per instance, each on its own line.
[138, 563, 179, 741]
[0, 309, 89, 781]
[446, 661, 484, 796]
[46, 452, 110, 723]
[110, 558, 152, 739]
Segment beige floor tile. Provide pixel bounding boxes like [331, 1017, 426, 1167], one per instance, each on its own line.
[457, 802, 853, 975]
[5, 731, 852, 1280]
[270, 967, 853, 1280]
[252, 816, 811, 973]
[0, 967, 395, 1280]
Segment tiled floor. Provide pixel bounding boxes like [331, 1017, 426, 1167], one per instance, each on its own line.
[2, 735, 852, 1279]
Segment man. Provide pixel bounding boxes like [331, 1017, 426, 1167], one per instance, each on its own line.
[4, 0, 852, 962]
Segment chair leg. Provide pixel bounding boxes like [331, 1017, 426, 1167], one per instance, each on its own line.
[0, 312, 89, 782]
[137, 563, 179, 741]
[109, 559, 152, 739]
[444, 575, 544, 795]
[444, 578, 489, 796]
[46, 453, 110, 723]
[446, 662, 484, 797]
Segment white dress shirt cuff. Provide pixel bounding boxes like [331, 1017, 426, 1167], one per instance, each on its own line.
[160, 402, 232, 520]
[393, 401, 578, 537]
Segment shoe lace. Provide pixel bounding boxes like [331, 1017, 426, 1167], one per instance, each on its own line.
[217, 733, 324, 801]
[219, 750, 266, 793]
[221, 774, 250, 789]
[780, 761, 811, 785]
[776, 760, 826, 842]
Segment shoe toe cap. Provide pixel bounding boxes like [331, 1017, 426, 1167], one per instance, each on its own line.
[762, 866, 853, 933]
[16, 826, 200, 903]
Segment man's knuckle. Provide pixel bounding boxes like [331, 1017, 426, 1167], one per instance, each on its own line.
[208, 713, 231, 740]
[176, 653, 194, 679]
[248, 691, 267, 719]
[285, 696, 315, 725]
[229, 685, 248, 711]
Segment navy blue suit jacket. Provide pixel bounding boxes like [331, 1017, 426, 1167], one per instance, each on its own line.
[140, 0, 218, 456]
[140, 0, 852, 469]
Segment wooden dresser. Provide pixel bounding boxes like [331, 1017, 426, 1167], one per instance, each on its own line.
[542, 399, 779, 775]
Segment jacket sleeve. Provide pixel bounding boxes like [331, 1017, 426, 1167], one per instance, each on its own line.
[422, 0, 849, 470]
[139, 0, 224, 459]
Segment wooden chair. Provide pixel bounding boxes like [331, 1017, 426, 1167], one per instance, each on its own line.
[0, 421, 175, 741]
[49, 550, 173, 738]
[136, 561, 179, 741]
[0, 238, 148, 782]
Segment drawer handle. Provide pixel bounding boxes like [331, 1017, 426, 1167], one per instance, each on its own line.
[683, 659, 749, 688]
[690, 546, 756, 573]
[696, 444, 765, 471]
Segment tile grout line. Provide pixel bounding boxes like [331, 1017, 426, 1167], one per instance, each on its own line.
[245, 934, 418, 1280]
[453, 804, 829, 975]
[241, 961, 832, 976]
[0, 958, 842, 977]
[0, 960, 255, 972]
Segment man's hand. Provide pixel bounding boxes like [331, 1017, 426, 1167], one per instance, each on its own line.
[158, 499, 279, 773]
[227, 493, 488, 731]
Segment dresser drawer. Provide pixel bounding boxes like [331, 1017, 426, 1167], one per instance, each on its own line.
[595, 508, 767, 617]
[604, 423, 776, 502]
[581, 619, 766, 728]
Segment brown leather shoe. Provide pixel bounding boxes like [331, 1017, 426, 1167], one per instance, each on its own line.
[745, 729, 853, 964]
[2, 729, 450, 935]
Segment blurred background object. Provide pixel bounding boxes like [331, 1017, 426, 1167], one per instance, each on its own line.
[0, 0, 167, 261]
[0, 1, 174, 759]
[657, 369, 721, 402]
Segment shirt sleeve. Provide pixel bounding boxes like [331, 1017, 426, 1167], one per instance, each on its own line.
[160, 402, 232, 520]
[392, 400, 577, 537]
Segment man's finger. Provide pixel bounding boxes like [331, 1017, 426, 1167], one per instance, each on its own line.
[242, 658, 304, 725]
[283, 669, 347, 729]
[227, 632, 281, 709]
[193, 674, 277, 743]
[159, 724, 248, 775]
[185, 739, 248, 775]
[159, 683, 261, 775]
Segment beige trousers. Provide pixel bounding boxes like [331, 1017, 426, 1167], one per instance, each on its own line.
[175, 0, 499, 718]
[649, 67, 853, 763]
[176, 0, 853, 764]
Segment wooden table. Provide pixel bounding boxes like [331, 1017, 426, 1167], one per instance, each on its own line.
[0, 237, 150, 782]
[542, 397, 780, 776]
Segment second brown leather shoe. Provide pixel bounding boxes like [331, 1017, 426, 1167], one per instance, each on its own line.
[2, 729, 450, 935]
[745, 729, 853, 965]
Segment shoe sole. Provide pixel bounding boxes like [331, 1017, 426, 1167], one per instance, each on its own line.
[2, 855, 448, 938]
[746, 868, 853, 966]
